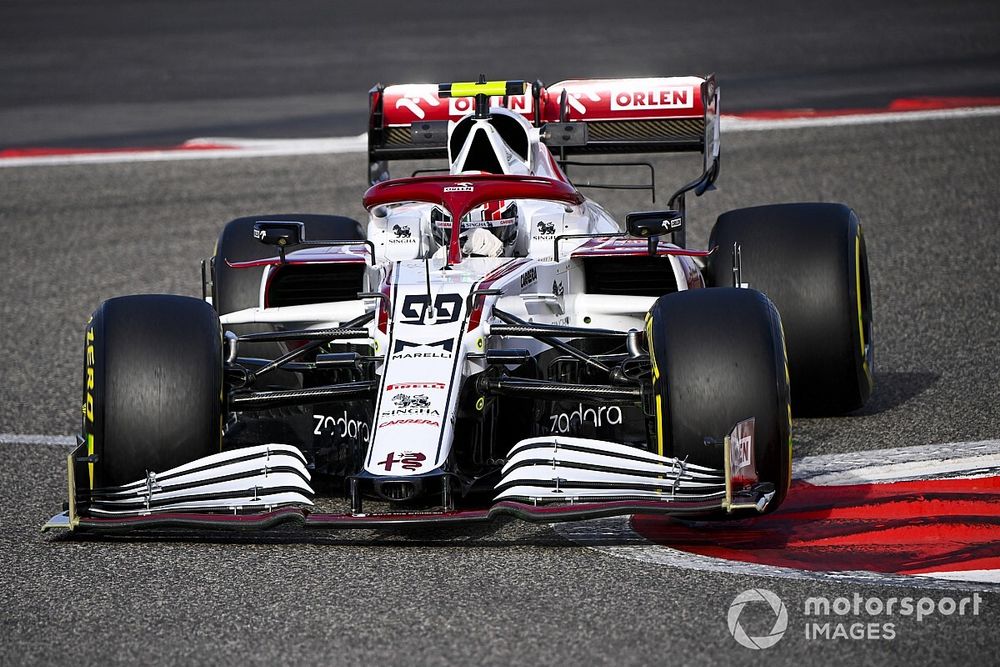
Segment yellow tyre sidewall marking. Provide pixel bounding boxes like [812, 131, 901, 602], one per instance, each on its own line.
[855, 229, 873, 386]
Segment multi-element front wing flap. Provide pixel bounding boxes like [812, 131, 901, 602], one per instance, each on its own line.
[45, 420, 772, 532]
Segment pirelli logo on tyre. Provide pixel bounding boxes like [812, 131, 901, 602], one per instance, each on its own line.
[84, 321, 97, 488]
[85, 325, 95, 424]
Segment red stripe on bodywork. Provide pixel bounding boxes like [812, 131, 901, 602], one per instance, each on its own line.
[467, 258, 530, 331]
[570, 237, 713, 258]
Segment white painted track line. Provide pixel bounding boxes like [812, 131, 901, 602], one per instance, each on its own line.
[794, 439, 1000, 485]
[0, 433, 75, 446]
[0, 133, 367, 168]
[2, 105, 998, 168]
[722, 105, 1000, 131]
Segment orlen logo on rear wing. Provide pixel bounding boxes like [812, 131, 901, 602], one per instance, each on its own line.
[544, 76, 706, 121]
[368, 75, 718, 184]
[381, 84, 533, 124]
[377, 77, 705, 127]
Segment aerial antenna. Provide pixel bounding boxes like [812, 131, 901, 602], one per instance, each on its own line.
[474, 73, 490, 118]
[423, 252, 435, 322]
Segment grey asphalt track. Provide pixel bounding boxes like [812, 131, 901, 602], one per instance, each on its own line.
[2, 0, 1000, 148]
[1, 115, 999, 665]
[3, 0, 1000, 663]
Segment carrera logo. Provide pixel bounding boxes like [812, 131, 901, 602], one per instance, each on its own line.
[378, 418, 440, 428]
[377, 451, 427, 472]
[611, 87, 694, 110]
[386, 382, 446, 391]
[443, 182, 475, 193]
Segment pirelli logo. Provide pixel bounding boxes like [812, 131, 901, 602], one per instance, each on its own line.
[85, 325, 95, 423]
[611, 86, 694, 111]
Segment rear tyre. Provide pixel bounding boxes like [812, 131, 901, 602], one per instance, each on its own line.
[646, 288, 792, 512]
[83, 295, 222, 488]
[707, 203, 873, 415]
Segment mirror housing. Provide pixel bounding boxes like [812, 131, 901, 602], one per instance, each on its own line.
[253, 221, 303, 247]
[252, 221, 304, 262]
[625, 210, 683, 238]
[625, 210, 683, 255]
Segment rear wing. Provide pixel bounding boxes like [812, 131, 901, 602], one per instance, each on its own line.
[367, 76, 720, 186]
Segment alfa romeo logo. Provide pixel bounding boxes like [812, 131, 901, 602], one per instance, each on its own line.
[727, 588, 788, 649]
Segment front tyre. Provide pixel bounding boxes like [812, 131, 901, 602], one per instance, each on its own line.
[646, 288, 792, 512]
[83, 295, 222, 488]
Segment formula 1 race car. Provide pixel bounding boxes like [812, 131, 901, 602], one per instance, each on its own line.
[46, 76, 873, 532]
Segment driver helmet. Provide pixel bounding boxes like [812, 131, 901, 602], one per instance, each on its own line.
[430, 200, 519, 256]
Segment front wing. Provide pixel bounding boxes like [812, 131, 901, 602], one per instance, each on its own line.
[44, 422, 773, 533]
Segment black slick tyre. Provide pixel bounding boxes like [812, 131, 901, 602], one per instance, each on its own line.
[707, 203, 873, 415]
[83, 295, 222, 488]
[646, 288, 792, 512]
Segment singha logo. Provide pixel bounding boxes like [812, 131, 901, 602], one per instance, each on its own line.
[392, 224, 412, 238]
[392, 393, 430, 409]
[536, 221, 556, 235]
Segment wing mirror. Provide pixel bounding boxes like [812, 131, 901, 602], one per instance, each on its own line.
[625, 210, 683, 254]
[252, 221, 304, 262]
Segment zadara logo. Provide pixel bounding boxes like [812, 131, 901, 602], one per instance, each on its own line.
[728, 589, 788, 650]
[443, 182, 474, 193]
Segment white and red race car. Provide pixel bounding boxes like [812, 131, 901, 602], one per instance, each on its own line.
[47, 76, 873, 532]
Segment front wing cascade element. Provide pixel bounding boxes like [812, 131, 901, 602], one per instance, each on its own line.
[494, 436, 726, 503]
[44, 422, 771, 533]
[44, 443, 314, 530]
